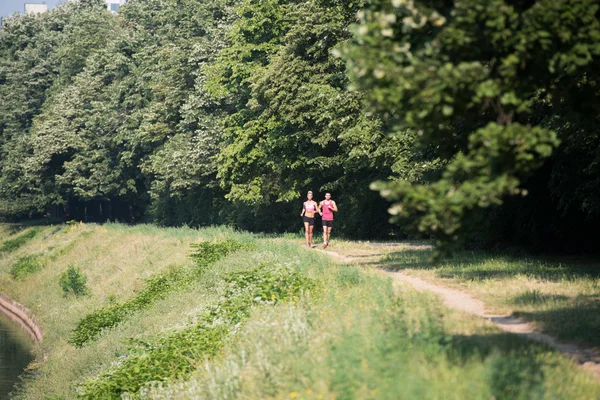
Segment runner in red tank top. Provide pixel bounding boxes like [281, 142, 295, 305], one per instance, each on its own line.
[319, 192, 338, 248]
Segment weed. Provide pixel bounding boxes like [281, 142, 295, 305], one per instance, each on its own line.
[79, 324, 228, 399]
[336, 266, 364, 287]
[79, 263, 316, 398]
[59, 265, 89, 296]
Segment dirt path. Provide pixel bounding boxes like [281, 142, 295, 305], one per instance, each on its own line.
[316, 246, 600, 379]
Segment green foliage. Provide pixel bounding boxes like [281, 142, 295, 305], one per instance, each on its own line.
[0, 0, 404, 240]
[10, 254, 45, 280]
[344, 0, 600, 253]
[0, 0, 118, 217]
[79, 324, 228, 399]
[2, 0, 600, 250]
[59, 265, 89, 296]
[70, 239, 252, 347]
[0, 229, 39, 252]
[375, 123, 559, 254]
[212, 0, 411, 208]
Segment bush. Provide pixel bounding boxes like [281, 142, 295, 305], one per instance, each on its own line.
[59, 265, 88, 296]
[10, 254, 45, 280]
[80, 324, 228, 399]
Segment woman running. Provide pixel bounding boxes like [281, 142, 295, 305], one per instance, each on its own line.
[319, 192, 338, 248]
[300, 191, 320, 248]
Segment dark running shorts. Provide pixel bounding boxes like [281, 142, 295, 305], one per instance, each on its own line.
[303, 216, 315, 226]
[322, 220, 334, 228]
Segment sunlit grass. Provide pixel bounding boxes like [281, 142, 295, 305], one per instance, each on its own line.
[144, 274, 600, 400]
[1, 224, 598, 399]
[377, 247, 600, 347]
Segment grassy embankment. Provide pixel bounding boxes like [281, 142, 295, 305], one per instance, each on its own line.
[330, 241, 600, 349]
[0, 223, 599, 399]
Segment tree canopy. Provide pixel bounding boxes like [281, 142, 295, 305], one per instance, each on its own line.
[0, 0, 598, 250]
[344, 0, 600, 252]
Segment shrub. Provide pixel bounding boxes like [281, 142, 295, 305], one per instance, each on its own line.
[59, 265, 89, 296]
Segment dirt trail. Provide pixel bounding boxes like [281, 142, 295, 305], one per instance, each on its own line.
[316, 245, 600, 379]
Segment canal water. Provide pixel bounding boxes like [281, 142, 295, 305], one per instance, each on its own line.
[0, 313, 34, 399]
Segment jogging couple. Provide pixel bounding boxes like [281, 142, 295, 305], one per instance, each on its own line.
[300, 191, 338, 248]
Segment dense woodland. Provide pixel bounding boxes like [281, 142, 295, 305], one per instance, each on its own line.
[0, 0, 598, 252]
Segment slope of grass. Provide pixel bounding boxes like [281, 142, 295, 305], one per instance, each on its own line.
[0, 228, 40, 253]
[0, 224, 598, 399]
[10, 254, 46, 280]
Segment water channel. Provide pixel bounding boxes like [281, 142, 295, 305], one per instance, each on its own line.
[0, 313, 34, 399]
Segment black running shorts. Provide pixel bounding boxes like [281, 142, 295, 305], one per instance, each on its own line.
[303, 216, 315, 226]
[322, 220, 334, 228]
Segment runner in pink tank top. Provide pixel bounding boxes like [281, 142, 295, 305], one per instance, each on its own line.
[300, 191, 320, 248]
[319, 192, 338, 248]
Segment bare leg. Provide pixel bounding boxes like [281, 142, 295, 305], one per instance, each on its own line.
[308, 225, 314, 247]
[322, 225, 327, 245]
[326, 227, 333, 244]
[304, 222, 310, 246]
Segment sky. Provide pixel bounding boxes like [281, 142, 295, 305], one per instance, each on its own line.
[0, 0, 64, 19]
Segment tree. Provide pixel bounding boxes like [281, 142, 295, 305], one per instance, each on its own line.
[0, 0, 116, 218]
[344, 0, 600, 253]
[208, 0, 419, 237]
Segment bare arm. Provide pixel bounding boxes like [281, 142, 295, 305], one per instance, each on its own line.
[300, 203, 305, 217]
[316, 201, 322, 215]
[331, 201, 338, 213]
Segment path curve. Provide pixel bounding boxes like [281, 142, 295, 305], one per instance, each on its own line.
[317, 247, 600, 379]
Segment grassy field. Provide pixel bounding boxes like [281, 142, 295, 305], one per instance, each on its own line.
[329, 241, 600, 349]
[0, 224, 599, 399]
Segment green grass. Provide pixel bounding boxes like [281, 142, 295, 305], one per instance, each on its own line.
[10, 254, 45, 280]
[80, 261, 315, 398]
[375, 246, 600, 347]
[70, 239, 253, 347]
[143, 271, 600, 400]
[0, 228, 40, 252]
[0, 224, 598, 399]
